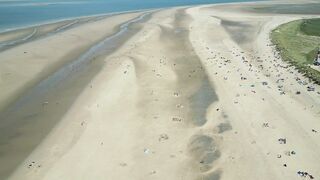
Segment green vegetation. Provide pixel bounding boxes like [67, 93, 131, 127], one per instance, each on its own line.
[271, 18, 320, 84]
[250, 3, 320, 15]
[300, 18, 320, 36]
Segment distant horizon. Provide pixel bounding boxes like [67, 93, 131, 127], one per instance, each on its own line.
[0, 0, 263, 31]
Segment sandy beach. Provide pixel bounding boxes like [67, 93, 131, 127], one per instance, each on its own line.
[1, 1, 319, 180]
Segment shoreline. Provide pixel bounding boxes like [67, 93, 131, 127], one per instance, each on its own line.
[1, 1, 320, 180]
[0, 11, 149, 179]
[0, 8, 155, 34]
[0, 0, 266, 34]
[0, 9, 158, 52]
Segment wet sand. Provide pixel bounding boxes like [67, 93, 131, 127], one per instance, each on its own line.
[0, 19, 87, 51]
[0, 11, 147, 179]
[1, 1, 320, 180]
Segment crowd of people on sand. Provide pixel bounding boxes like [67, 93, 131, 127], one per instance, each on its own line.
[199, 32, 318, 179]
[34, 22, 318, 178]
[135, 31, 319, 178]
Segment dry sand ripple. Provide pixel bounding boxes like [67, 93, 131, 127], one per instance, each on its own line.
[1, 1, 320, 180]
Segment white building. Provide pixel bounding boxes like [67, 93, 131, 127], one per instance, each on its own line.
[315, 49, 320, 65]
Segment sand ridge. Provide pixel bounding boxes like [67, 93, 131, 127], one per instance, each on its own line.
[1, 1, 320, 180]
[0, 12, 146, 179]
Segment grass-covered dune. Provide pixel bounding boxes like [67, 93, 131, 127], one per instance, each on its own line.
[271, 18, 320, 84]
[300, 18, 320, 37]
[250, 3, 320, 15]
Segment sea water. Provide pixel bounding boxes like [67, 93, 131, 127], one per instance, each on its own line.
[0, 0, 260, 32]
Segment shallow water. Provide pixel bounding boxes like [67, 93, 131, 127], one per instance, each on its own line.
[188, 135, 221, 172]
[0, 17, 99, 51]
[190, 77, 218, 126]
[0, 12, 151, 179]
[0, 0, 261, 32]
